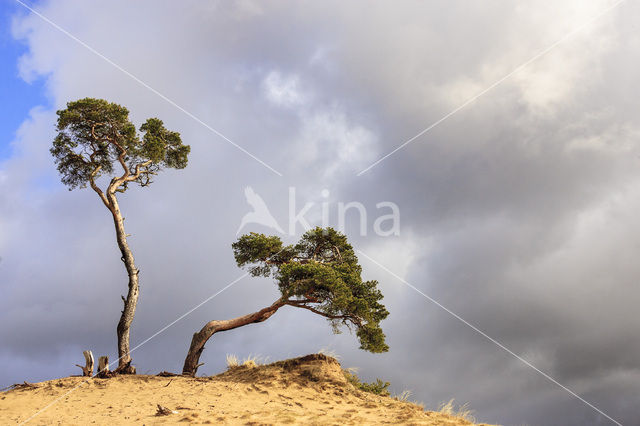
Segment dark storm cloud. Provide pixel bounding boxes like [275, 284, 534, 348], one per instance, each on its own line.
[2, 1, 640, 425]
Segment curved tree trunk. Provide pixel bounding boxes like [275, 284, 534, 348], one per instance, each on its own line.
[182, 298, 285, 376]
[107, 192, 138, 374]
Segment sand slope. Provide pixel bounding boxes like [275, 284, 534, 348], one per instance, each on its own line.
[1, 354, 493, 425]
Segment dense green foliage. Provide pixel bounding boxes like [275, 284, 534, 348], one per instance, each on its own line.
[232, 227, 389, 353]
[51, 98, 190, 190]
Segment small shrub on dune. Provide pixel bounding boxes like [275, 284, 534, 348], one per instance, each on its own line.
[343, 370, 390, 396]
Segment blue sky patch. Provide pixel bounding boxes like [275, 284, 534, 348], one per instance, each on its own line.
[0, 2, 49, 161]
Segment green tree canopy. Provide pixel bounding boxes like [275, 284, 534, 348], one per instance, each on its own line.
[51, 98, 190, 191]
[232, 227, 389, 352]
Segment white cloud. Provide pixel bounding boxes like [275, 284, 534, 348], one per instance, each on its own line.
[294, 106, 378, 178]
[263, 71, 306, 108]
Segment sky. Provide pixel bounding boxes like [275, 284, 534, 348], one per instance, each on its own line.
[0, 2, 46, 160]
[1, 1, 640, 425]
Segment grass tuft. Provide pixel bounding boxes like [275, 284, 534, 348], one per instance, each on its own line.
[393, 390, 412, 402]
[227, 354, 263, 369]
[226, 354, 239, 368]
[438, 399, 476, 423]
[317, 348, 341, 361]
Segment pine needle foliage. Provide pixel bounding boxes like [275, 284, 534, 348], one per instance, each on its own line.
[51, 98, 190, 190]
[232, 227, 389, 353]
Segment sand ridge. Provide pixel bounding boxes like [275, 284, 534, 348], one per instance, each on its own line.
[0, 354, 492, 425]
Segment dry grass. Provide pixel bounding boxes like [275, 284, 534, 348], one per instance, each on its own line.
[242, 355, 259, 368]
[394, 389, 412, 402]
[344, 366, 359, 375]
[317, 347, 341, 360]
[391, 389, 426, 411]
[226, 354, 262, 369]
[438, 399, 476, 423]
[226, 354, 239, 368]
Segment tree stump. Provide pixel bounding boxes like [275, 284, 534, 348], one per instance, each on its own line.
[75, 350, 94, 376]
[97, 356, 110, 378]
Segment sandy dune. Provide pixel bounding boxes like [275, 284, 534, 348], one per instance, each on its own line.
[1, 354, 493, 425]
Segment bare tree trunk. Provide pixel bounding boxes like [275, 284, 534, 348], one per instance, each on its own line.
[107, 192, 139, 374]
[182, 298, 285, 376]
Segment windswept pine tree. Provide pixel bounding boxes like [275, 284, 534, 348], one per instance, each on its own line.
[51, 98, 190, 373]
[183, 227, 389, 375]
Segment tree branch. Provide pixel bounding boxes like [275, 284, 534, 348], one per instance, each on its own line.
[103, 122, 132, 193]
[285, 300, 359, 325]
[89, 177, 111, 211]
[182, 297, 287, 375]
[125, 160, 153, 182]
[87, 150, 113, 212]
